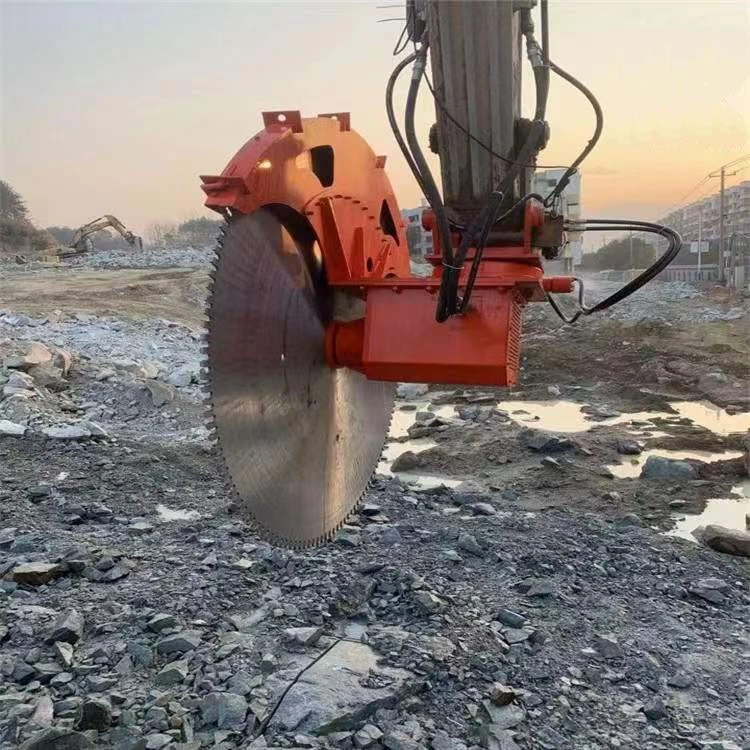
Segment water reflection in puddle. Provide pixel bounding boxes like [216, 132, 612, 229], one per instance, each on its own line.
[607, 449, 744, 479]
[496, 399, 749, 436]
[389, 403, 456, 438]
[497, 400, 592, 433]
[156, 504, 201, 522]
[669, 402, 750, 436]
[380, 405, 460, 489]
[384, 395, 748, 493]
[667, 481, 750, 540]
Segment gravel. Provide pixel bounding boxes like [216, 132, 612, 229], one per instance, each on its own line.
[1, 274, 748, 749]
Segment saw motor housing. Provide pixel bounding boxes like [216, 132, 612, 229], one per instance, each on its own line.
[202, 111, 573, 387]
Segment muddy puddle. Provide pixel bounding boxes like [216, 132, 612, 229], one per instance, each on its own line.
[666, 481, 750, 541]
[607, 448, 744, 479]
[497, 398, 750, 436]
[383, 395, 749, 527]
[381, 402, 461, 489]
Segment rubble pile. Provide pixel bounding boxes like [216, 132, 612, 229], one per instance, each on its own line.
[0, 312, 206, 444]
[1, 273, 749, 750]
[65, 246, 214, 270]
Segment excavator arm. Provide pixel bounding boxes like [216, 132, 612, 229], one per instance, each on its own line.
[63, 215, 143, 256]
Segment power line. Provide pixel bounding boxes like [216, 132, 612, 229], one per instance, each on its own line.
[709, 153, 750, 175]
[662, 154, 750, 218]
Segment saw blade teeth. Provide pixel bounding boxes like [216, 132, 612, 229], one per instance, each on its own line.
[203, 209, 397, 549]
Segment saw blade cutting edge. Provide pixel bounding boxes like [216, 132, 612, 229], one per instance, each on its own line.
[205, 209, 395, 548]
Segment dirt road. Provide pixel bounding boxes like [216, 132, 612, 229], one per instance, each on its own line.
[0, 267, 208, 328]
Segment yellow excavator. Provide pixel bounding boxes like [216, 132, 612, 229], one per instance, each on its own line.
[49, 215, 142, 260]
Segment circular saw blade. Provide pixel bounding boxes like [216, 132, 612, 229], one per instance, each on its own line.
[206, 209, 395, 548]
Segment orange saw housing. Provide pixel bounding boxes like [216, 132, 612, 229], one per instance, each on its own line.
[202, 111, 573, 386]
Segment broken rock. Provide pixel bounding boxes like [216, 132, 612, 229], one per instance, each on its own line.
[640, 456, 697, 480]
[697, 524, 750, 558]
[354, 724, 384, 748]
[155, 658, 188, 686]
[457, 532, 483, 556]
[156, 631, 201, 654]
[42, 424, 91, 440]
[267, 640, 419, 733]
[200, 691, 248, 728]
[414, 590, 446, 613]
[48, 610, 84, 644]
[75, 697, 112, 730]
[12, 562, 65, 586]
[390, 451, 422, 472]
[593, 633, 623, 660]
[20, 728, 94, 750]
[383, 730, 420, 750]
[283, 626, 323, 647]
[396, 383, 428, 399]
[0, 419, 26, 437]
[145, 380, 174, 407]
[519, 429, 573, 453]
[689, 577, 729, 605]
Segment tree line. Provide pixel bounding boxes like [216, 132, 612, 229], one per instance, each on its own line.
[1, 179, 223, 254]
[579, 235, 719, 271]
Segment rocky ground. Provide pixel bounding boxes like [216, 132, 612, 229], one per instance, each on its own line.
[1, 249, 749, 750]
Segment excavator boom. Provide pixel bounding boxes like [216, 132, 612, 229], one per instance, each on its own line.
[58, 214, 143, 257]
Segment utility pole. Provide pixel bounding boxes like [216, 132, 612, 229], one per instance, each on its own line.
[707, 155, 748, 282]
[719, 166, 726, 283]
[427, 0, 523, 219]
[697, 213, 702, 277]
[628, 230, 633, 272]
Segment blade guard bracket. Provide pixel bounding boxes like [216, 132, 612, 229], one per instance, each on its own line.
[200, 111, 411, 281]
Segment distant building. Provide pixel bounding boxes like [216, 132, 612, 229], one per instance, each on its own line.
[641, 180, 750, 285]
[658, 180, 750, 243]
[531, 168, 583, 269]
[400, 201, 432, 260]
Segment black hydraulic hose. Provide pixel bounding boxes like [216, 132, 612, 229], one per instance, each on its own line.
[460, 192, 545, 313]
[544, 59, 603, 206]
[386, 50, 427, 196]
[448, 35, 549, 317]
[453, 121, 546, 313]
[546, 219, 682, 322]
[449, 23, 551, 317]
[403, 42, 454, 276]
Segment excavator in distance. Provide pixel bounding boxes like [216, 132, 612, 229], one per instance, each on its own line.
[200, 0, 681, 548]
[53, 215, 142, 259]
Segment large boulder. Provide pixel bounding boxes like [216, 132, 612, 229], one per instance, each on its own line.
[640, 455, 697, 480]
[696, 524, 750, 558]
[267, 641, 420, 733]
[518, 429, 573, 453]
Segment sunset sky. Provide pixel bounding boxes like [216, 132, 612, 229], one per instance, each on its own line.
[1, 0, 748, 237]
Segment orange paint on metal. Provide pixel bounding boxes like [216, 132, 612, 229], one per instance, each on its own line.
[543, 276, 575, 293]
[327, 288, 525, 386]
[202, 112, 574, 387]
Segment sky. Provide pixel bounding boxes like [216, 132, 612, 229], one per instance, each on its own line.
[1, 0, 748, 237]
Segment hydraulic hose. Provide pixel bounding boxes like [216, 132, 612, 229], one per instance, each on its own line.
[546, 219, 682, 322]
[544, 60, 603, 206]
[403, 42, 454, 276]
[386, 50, 427, 196]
